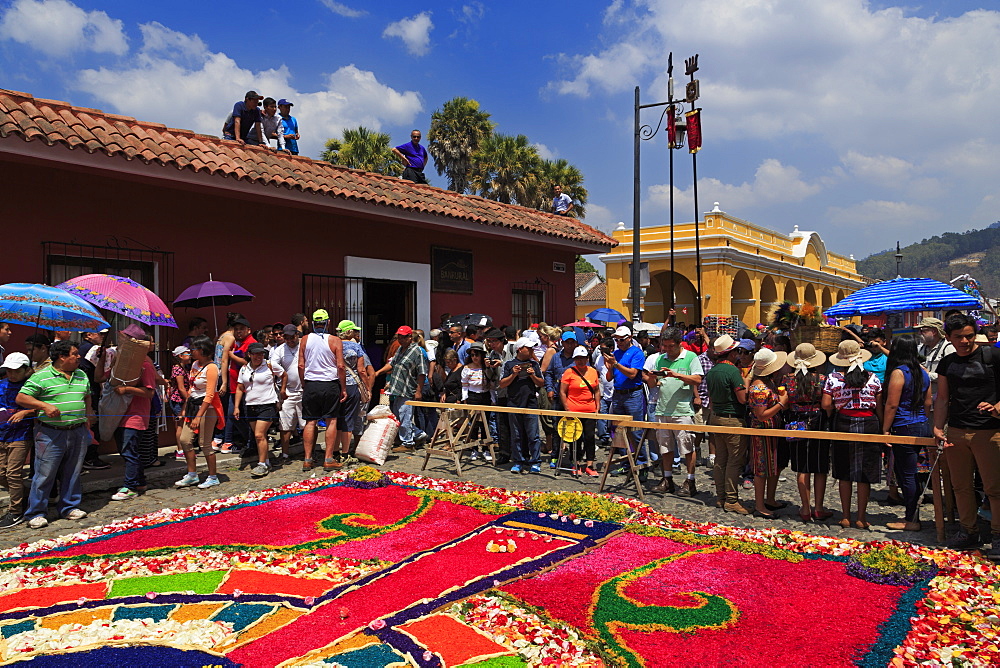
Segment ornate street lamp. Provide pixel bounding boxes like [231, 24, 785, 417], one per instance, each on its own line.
[633, 53, 703, 325]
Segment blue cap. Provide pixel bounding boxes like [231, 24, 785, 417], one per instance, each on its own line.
[277, 98, 293, 106]
[561, 331, 577, 341]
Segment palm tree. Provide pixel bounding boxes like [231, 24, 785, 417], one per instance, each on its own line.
[321, 126, 402, 176]
[427, 97, 495, 193]
[469, 133, 541, 206]
[536, 158, 588, 218]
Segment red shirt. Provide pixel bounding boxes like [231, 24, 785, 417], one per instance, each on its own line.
[228, 335, 257, 389]
[121, 359, 157, 431]
[682, 340, 708, 355]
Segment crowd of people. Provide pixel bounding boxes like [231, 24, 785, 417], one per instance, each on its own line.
[0, 310, 998, 559]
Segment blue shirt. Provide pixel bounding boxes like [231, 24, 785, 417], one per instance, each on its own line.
[395, 141, 428, 170]
[545, 350, 575, 395]
[0, 378, 31, 442]
[280, 113, 299, 153]
[453, 340, 470, 365]
[612, 345, 646, 390]
[223, 101, 263, 141]
[864, 352, 887, 384]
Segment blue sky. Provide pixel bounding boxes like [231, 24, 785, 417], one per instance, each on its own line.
[2, 0, 999, 267]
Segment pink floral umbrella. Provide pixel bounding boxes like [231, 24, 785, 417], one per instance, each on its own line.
[57, 274, 177, 328]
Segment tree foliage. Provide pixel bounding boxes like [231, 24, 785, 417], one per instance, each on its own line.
[575, 255, 598, 274]
[469, 133, 541, 206]
[428, 97, 495, 193]
[856, 223, 1000, 296]
[537, 158, 588, 218]
[321, 126, 402, 176]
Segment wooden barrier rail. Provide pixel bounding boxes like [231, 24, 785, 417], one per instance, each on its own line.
[623, 420, 937, 447]
[405, 400, 947, 541]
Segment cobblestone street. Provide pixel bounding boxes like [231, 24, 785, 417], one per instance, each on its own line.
[0, 437, 948, 551]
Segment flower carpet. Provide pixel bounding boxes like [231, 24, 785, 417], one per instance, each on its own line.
[0, 469, 995, 667]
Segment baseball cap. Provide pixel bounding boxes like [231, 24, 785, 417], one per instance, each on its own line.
[281, 324, 298, 336]
[312, 309, 329, 322]
[247, 342, 268, 355]
[245, 90, 262, 100]
[572, 345, 589, 358]
[613, 326, 632, 338]
[561, 331, 577, 341]
[396, 325, 413, 336]
[171, 345, 190, 356]
[277, 98, 293, 106]
[0, 352, 30, 370]
[337, 319, 360, 333]
[736, 339, 756, 351]
[515, 337, 533, 349]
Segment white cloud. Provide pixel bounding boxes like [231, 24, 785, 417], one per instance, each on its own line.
[74, 23, 422, 159]
[827, 200, 937, 227]
[319, 0, 366, 19]
[383, 12, 434, 56]
[548, 41, 650, 97]
[0, 0, 127, 57]
[533, 143, 557, 160]
[648, 159, 822, 213]
[840, 151, 913, 188]
[583, 203, 616, 232]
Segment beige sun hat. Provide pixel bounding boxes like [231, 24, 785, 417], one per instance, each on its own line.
[787, 342, 826, 373]
[828, 339, 872, 368]
[751, 348, 787, 377]
[713, 334, 739, 354]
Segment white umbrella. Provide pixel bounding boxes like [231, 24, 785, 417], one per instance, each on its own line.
[633, 322, 661, 333]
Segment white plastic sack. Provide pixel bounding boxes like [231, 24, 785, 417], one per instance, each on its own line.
[365, 405, 393, 421]
[355, 414, 399, 466]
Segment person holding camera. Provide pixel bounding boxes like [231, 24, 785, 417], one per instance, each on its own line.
[498, 339, 545, 474]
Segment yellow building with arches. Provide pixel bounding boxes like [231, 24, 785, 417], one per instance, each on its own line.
[600, 204, 865, 327]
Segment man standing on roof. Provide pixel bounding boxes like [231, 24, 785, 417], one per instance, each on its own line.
[277, 99, 300, 155]
[249, 97, 285, 151]
[392, 129, 429, 184]
[298, 310, 347, 473]
[552, 185, 574, 216]
[222, 91, 265, 146]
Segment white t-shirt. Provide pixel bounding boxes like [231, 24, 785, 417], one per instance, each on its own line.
[553, 192, 573, 213]
[237, 360, 282, 405]
[270, 343, 302, 394]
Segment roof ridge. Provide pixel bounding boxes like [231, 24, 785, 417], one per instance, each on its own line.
[0, 88, 616, 247]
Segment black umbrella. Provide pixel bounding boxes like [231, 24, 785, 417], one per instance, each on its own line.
[444, 313, 493, 329]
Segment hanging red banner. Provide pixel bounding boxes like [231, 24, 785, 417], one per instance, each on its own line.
[686, 108, 702, 154]
[667, 106, 677, 148]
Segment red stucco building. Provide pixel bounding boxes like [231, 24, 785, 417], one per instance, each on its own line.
[0, 89, 614, 359]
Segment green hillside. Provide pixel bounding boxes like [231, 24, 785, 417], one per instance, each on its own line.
[857, 222, 1000, 298]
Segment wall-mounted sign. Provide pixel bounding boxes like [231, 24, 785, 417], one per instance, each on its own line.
[552, 262, 567, 273]
[431, 246, 473, 293]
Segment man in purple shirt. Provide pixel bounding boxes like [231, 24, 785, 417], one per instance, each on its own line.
[392, 129, 429, 184]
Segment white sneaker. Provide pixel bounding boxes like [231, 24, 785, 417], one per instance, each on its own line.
[175, 450, 186, 461]
[250, 463, 270, 477]
[111, 487, 138, 501]
[63, 509, 87, 520]
[483, 451, 493, 462]
[175, 472, 200, 488]
[197, 475, 220, 489]
[708, 454, 716, 467]
[27, 516, 48, 529]
[469, 450, 480, 461]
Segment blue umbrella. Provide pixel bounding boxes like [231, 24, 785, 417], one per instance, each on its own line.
[585, 307, 626, 323]
[825, 277, 981, 317]
[0, 283, 110, 332]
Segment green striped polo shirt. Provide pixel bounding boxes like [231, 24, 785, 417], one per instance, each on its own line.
[19, 366, 91, 428]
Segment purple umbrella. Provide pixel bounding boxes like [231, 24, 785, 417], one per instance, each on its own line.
[174, 276, 253, 336]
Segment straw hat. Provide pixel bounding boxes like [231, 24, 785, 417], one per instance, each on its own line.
[975, 334, 989, 344]
[828, 339, 872, 368]
[751, 348, 787, 377]
[787, 342, 826, 372]
[713, 334, 739, 354]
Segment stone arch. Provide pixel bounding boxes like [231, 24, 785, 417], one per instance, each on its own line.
[821, 287, 833, 312]
[804, 284, 818, 306]
[731, 270, 756, 327]
[783, 280, 799, 305]
[646, 270, 697, 324]
[837, 289, 846, 302]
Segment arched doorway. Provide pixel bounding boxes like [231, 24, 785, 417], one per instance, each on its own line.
[646, 270, 697, 324]
[804, 284, 818, 306]
[783, 280, 799, 305]
[837, 289, 846, 302]
[821, 287, 833, 313]
[760, 275, 778, 325]
[731, 270, 756, 328]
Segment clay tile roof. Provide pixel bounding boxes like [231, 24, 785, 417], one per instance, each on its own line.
[0, 89, 617, 249]
[577, 281, 607, 302]
[575, 271, 598, 291]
